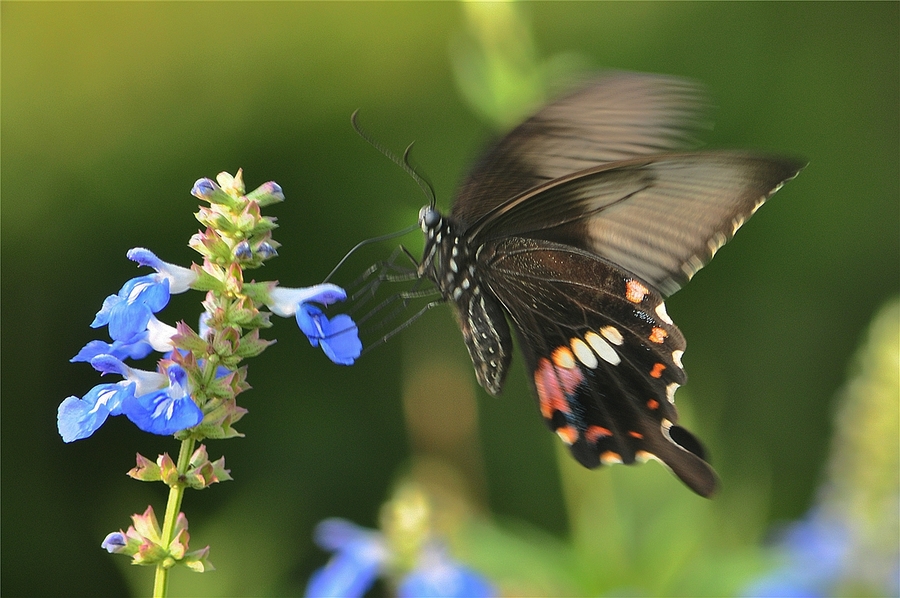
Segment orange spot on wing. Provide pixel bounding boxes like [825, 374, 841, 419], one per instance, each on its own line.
[555, 426, 578, 445]
[650, 363, 666, 378]
[586, 426, 612, 443]
[600, 451, 623, 464]
[628, 431, 644, 439]
[534, 357, 584, 419]
[625, 279, 649, 303]
[647, 399, 659, 410]
[552, 346, 576, 369]
[649, 327, 668, 343]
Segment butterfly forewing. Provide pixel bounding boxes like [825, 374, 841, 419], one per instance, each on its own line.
[453, 72, 712, 225]
[469, 152, 805, 296]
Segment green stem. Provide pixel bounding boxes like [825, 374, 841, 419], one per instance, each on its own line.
[152, 437, 196, 598]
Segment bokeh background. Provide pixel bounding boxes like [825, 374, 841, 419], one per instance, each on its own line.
[2, 2, 898, 596]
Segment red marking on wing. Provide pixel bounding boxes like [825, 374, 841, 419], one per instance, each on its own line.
[534, 357, 584, 419]
[586, 425, 612, 443]
[628, 431, 644, 439]
[650, 363, 666, 378]
[647, 398, 660, 410]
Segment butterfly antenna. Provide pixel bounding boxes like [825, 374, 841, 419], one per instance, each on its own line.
[351, 110, 436, 207]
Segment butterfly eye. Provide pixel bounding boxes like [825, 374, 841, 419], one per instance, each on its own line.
[418, 206, 441, 231]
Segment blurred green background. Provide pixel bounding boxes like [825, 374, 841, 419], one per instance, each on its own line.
[2, 2, 898, 596]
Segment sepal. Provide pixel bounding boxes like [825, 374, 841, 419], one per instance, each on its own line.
[183, 545, 214, 573]
[128, 453, 163, 482]
[182, 444, 232, 490]
[234, 329, 275, 359]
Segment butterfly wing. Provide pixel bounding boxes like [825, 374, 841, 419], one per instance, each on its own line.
[453, 72, 712, 226]
[468, 152, 804, 297]
[478, 236, 718, 497]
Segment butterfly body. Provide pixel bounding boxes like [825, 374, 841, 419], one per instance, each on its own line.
[412, 73, 803, 497]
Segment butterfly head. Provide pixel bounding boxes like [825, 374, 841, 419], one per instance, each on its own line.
[418, 205, 441, 233]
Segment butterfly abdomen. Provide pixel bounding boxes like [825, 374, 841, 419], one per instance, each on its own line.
[421, 214, 513, 396]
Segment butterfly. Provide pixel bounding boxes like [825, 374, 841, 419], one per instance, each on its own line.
[410, 72, 803, 497]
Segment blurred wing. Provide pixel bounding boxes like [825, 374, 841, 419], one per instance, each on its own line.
[452, 72, 712, 225]
[470, 152, 804, 297]
[480, 236, 718, 497]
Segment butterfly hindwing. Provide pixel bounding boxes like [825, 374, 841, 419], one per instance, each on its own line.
[478, 236, 717, 497]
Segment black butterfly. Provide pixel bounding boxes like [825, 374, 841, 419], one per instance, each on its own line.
[410, 72, 802, 498]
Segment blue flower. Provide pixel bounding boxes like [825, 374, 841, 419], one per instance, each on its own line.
[92, 355, 203, 436]
[91, 274, 171, 341]
[86, 248, 194, 345]
[72, 315, 177, 363]
[741, 509, 851, 598]
[57, 382, 134, 443]
[267, 284, 362, 365]
[126, 248, 197, 294]
[57, 355, 202, 441]
[191, 178, 218, 200]
[305, 519, 495, 598]
[398, 545, 495, 598]
[101, 532, 128, 554]
[306, 519, 387, 598]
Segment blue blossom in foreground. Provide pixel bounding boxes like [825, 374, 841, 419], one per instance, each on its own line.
[306, 519, 387, 598]
[267, 284, 362, 365]
[305, 518, 494, 598]
[742, 509, 851, 597]
[397, 544, 495, 598]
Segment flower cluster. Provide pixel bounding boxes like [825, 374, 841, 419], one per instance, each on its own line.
[307, 486, 494, 598]
[58, 171, 361, 443]
[57, 170, 362, 592]
[101, 506, 212, 572]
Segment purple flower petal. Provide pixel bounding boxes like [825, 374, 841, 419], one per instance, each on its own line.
[101, 532, 128, 554]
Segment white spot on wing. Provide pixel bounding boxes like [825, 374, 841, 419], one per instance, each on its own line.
[666, 382, 679, 403]
[655, 302, 673, 325]
[600, 325, 624, 346]
[585, 331, 620, 365]
[570, 337, 598, 369]
[672, 349, 684, 368]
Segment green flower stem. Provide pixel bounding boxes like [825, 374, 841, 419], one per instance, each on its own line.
[153, 437, 196, 598]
